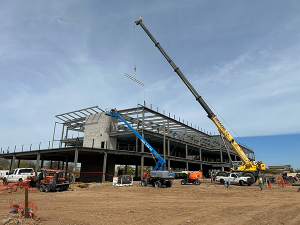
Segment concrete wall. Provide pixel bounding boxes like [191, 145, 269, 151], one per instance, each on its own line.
[83, 112, 117, 150]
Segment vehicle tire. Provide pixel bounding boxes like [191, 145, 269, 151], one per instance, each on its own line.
[141, 179, 147, 187]
[220, 179, 225, 185]
[166, 180, 173, 188]
[154, 180, 162, 188]
[194, 180, 201, 185]
[39, 185, 45, 192]
[239, 180, 244, 186]
[3, 178, 8, 185]
[243, 172, 255, 184]
[44, 185, 50, 193]
[181, 179, 187, 185]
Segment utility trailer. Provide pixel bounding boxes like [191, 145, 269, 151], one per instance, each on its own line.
[113, 175, 133, 187]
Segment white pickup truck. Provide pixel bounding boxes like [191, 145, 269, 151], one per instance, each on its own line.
[216, 172, 252, 186]
[3, 168, 35, 184]
[0, 170, 9, 180]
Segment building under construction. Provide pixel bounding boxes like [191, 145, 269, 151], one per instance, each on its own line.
[0, 104, 255, 182]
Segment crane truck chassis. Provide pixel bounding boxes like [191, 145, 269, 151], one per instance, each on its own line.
[105, 108, 175, 188]
[135, 17, 265, 183]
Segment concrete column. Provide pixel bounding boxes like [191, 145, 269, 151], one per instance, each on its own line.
[199, 148, 202, 161]
[235, 155, 237, 161]
[186, 144, 188, 159]
[35, 153, 40, 172]
[17, 159, 21, 168]
[221, 167, 224, 171]
[135, 165, 138, 179]
[50, 160, 52, 169]
[200, 163, 203, 171]
[65, 155, 69, 172]
[57, 161, 60, 170]
[62, 161, 65, 170]
[41, 157, 44, 169]
[102, 152, 107, 182]
[10, 155, 16, 170]
[140, 155, 144, 181]
[125, 165, 127, 175]
[186, 162, 189, 171]
[220, 151, 223, 162]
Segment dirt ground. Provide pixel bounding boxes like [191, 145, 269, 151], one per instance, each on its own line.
[0, 180, 300, 225]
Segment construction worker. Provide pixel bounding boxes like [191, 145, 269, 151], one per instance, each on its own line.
[258, 176, 263, 191]
[227, 179, 230, 188]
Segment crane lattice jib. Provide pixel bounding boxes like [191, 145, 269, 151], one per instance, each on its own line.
[105, 109, 166, 171]
[135, 18, 254, 168]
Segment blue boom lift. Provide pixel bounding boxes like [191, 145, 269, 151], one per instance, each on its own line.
[105, 108, 175, 188]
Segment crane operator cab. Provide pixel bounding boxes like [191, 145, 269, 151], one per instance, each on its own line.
[231, 161, 243, 171]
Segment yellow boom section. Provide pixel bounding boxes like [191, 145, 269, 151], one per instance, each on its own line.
[211, 116, 253, 167]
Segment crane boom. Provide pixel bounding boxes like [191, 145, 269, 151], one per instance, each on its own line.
[105, 108, 166, 171]
[135, 18, 265, 173]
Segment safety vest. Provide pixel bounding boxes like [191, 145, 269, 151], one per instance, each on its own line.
[258, 177, 263, 183]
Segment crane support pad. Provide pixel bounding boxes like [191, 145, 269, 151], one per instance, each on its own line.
[150, 171, 175, 179]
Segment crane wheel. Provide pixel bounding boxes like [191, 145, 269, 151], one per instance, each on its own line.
[243, 172, 255, 185]
[44, 185, 51, 193]
[154, 180, 162, 188]
[141, 180, 147, 187]
[39, 185, 45, 192]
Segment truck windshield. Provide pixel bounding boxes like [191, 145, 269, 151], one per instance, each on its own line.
[235, 174, 241, 178]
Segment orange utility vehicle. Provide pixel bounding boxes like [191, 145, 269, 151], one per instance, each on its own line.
[180, 171, 202, 185]
[38, 168, 70, 192]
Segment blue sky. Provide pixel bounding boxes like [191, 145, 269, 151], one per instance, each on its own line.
[0, 1, 299, 169]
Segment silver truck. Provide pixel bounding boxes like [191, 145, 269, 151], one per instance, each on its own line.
[216, 172, 252, 186]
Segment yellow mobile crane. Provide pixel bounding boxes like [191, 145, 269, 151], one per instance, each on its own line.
[135, 18, 265, 183]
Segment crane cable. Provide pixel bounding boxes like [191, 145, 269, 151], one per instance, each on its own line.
[134, 23, 137, 72]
